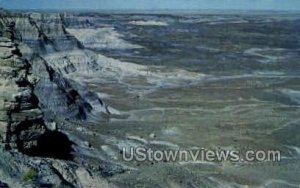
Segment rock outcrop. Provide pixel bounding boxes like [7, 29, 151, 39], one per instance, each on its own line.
[0, 10, 76, 159]
[0, 10, 112, 124]
[0, 8, 115, 152]
[0, 20, 47, 154]
[6, 12, 83, 54]
[0, 10, 123, 188]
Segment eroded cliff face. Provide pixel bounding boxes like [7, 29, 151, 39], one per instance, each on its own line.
[0, 8, 117, 153]
[6, 12, 82, 54]
[2, 10, 111, 122]
[0, 10, 121, 188]
[0, 16, 47, 155]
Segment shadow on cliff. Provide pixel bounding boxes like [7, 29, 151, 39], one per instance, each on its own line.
[19, 130, 74, 160]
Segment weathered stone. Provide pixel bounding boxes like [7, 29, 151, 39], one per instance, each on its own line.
[0, 110, 9, 121]
[0, 41, 14, 48]
[10, 109, 43, 123]
[0, 26, 47, 153]
[0, 47, 15, 59]
[0, 121, 8, 142]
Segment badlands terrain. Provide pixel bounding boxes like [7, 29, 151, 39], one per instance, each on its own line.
[0, 9, 300, 187]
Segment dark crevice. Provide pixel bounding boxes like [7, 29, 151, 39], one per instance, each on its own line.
[16, 119, 74, 160]
[25, 131, 74, 160]
[66, 89, 80, 106]
[28, 94, 40, 107]
[43, 61, 55, 81]
[78, 106, 87, 120]
[12, 48, 22, 57]
[98, 98, 103, 106]
[69, 89, 80, 99]
[15, 78, 31, 87]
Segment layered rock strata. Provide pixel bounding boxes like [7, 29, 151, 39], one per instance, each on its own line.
[0, 27, 47, 154]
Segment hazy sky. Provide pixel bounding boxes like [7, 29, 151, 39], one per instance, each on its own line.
[1, 0, 300, 11]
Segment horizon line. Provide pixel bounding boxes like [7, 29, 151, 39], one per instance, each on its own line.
[5, 8, 300, 13]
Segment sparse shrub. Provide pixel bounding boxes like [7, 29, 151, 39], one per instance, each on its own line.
[21, 169, 37, 182]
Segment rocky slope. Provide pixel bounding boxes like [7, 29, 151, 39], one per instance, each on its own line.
[0, 12, 47, 155]
[0, 9, 216, 188]
[0, 10, 121, 188]
[3, 10, 113, 121]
